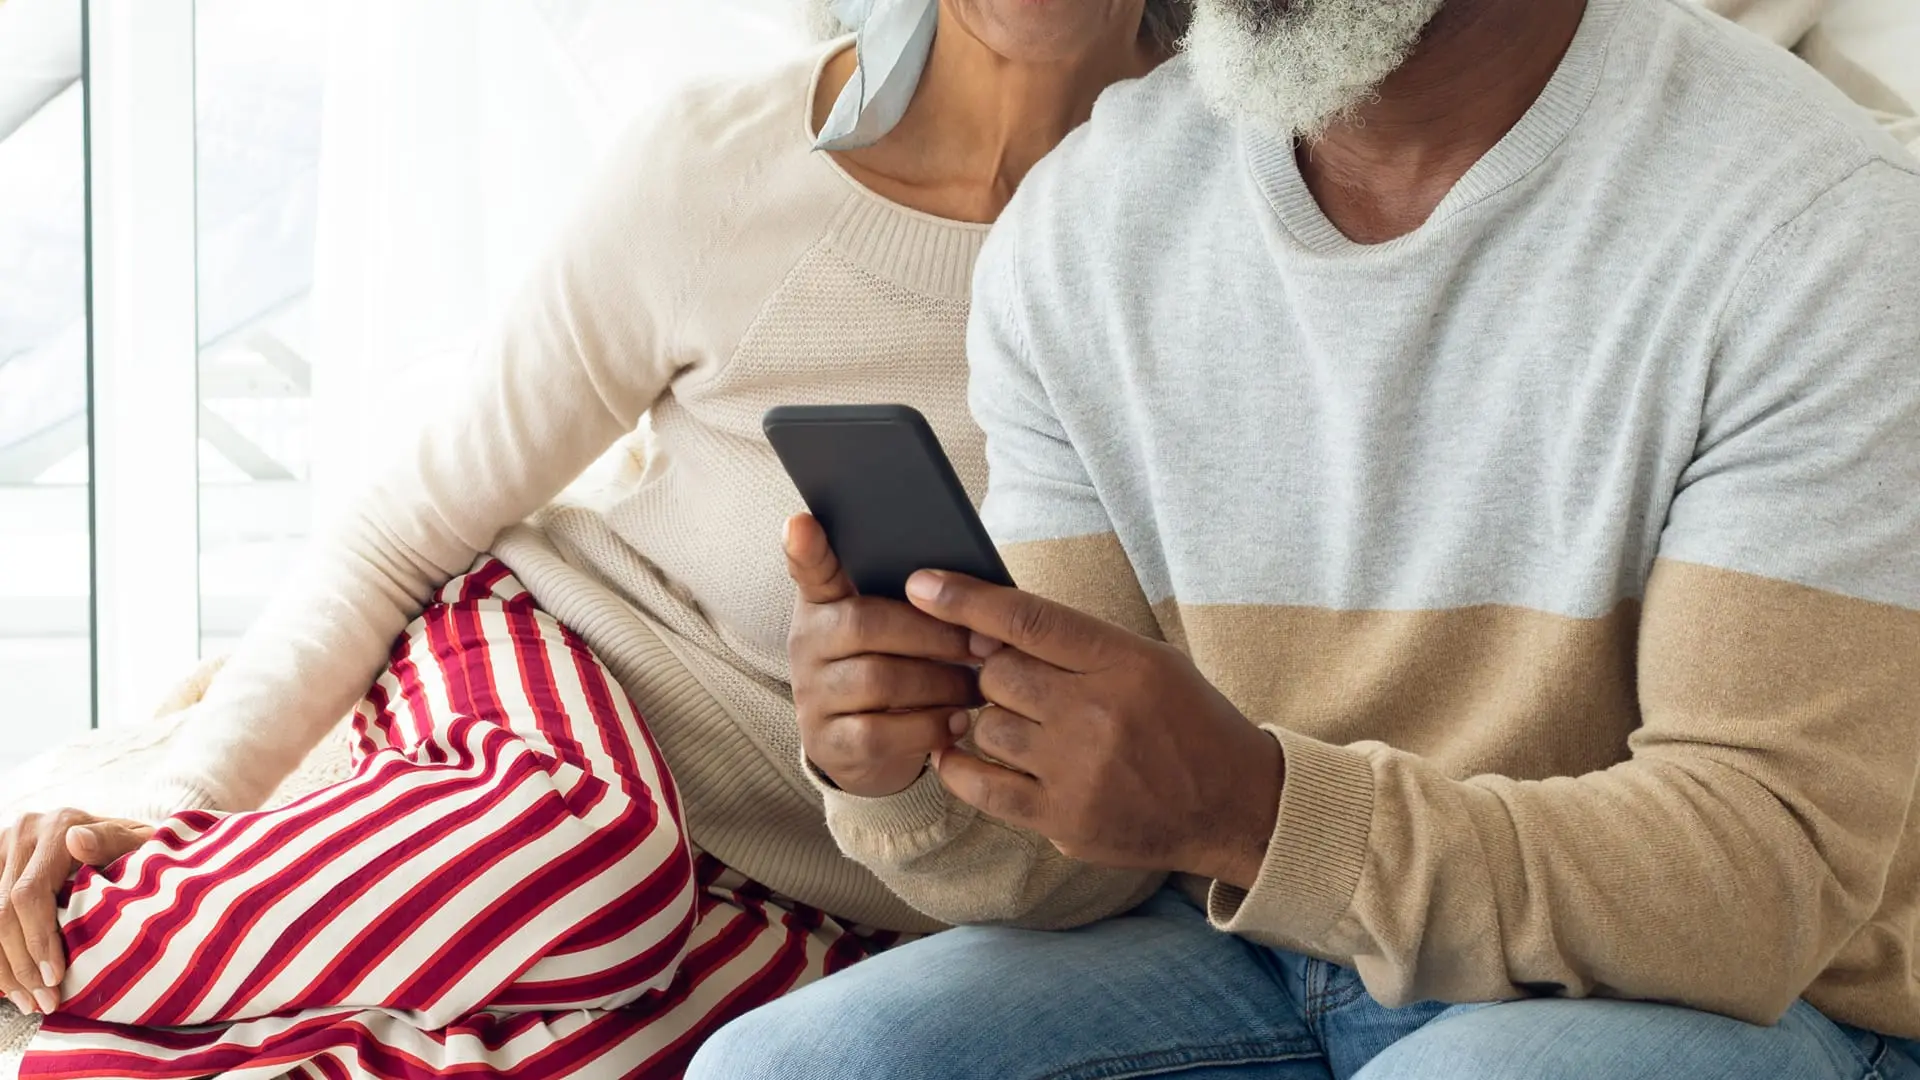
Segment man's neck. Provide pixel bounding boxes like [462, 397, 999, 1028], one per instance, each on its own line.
[1300, 0, 1588, 244]
[819, 9, 1160, 223]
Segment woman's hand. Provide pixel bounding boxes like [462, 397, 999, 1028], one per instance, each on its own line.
[784, 514, 981, 798]
[0, 809, 153, 1014]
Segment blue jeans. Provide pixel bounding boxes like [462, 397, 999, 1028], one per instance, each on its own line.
[687, 888, 1920, 1080]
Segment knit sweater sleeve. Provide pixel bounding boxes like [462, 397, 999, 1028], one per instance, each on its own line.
[140, 100, 726, 819]
[809, 221, 1167, 930]
[1208, 161, 1920, 1026]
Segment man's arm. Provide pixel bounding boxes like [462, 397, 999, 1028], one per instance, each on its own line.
[785, 217, 1170, 929]
[912, 159, 1920, 1023]
[1208, 558, 1919, 1023]
[786, 515, 1166, 928]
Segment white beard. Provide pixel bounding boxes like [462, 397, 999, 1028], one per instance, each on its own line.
[1184, 0, 1447, 141]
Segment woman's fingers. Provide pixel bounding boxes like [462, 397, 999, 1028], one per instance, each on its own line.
[66, 819, 153, 867]
[13, 815, 83, 1005]
[0, 809, 145, 1015]
[0, 827, 28, 1013]
[0, 819, 59, 1014]
[0, 914, 33, 1015]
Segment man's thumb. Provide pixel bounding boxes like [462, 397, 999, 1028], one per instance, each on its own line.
[785, 514, 856, 605]
[65, 821, 154, 867]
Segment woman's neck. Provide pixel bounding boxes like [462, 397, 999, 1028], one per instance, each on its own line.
[816, 6, 1159, 224]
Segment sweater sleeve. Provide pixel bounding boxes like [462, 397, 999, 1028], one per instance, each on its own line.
[142, 103, 722, 818]
[808, 222, 1167, 930]
[1209, 161, 1920, 1024]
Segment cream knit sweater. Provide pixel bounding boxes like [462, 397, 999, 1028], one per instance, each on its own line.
[146, 44, 990, 934]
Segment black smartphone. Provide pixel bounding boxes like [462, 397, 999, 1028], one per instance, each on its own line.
[763, 404, 1014, 601]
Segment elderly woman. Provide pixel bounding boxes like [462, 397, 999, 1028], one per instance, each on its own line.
[0, 0, 1184, 1075]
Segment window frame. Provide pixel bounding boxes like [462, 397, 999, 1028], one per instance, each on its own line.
[84, 0, 202, 729]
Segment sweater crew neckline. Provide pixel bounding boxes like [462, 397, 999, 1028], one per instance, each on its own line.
[1246, 0, 1627, 255]
[802, 39, 990, 301]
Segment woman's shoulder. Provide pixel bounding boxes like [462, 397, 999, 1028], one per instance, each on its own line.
[536, 42, 863, 379]
[591, 44, 840, 230]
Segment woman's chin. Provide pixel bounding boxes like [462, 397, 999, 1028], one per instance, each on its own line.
[952, 0, 1140, 65]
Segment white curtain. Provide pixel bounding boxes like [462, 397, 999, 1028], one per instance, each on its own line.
[306, 0, 805, 524]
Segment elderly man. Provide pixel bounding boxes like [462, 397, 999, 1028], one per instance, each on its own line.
[689, 0, 1920, 1076]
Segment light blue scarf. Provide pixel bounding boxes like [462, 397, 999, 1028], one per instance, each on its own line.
[813, 0, 939, 151]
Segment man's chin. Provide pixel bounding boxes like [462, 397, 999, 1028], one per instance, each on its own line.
[1188, 68, 1373, 143]
[1183, 0, 1447, 141]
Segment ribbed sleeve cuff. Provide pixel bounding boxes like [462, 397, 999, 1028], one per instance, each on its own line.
[1208, 727, 1376, 944]
[813, 760, 977, 868]
[130, 776, 227, 825]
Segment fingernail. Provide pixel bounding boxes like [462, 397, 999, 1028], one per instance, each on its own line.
[969, 632, 1002, 659]
[782, 517, 797, 549]
[31, 988, 55, 1014]
[38, 963, 55, 989]
[69, 826, 94, 854]
[905, 571, 942, 603]
[948, 711, 971, 736]
[7, 991, 30, 1015]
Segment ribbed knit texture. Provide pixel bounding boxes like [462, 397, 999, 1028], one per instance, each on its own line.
[1247, 0, 1623, 253]
[146, 42, 987, 934]
[937, 0, 1920, 1035]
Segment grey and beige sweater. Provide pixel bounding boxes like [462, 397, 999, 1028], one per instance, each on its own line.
[819, 0, 1920, 1037]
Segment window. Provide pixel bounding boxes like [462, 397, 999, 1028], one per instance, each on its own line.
[0, 0, 806, 763]
[191, 0, 804, 650]
[0, 0, 89, 766]
[195, 0, 324, 659]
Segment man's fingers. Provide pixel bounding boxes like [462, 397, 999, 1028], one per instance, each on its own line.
[818, 654, 980, 717]
[967, 705, 1051, 775]
[905, 572, 1115, 671]
[934, 744, 1049, 829]
[65, 820, 152, 868]
[815, 597, 976, 665]
[976, 648, 1077, 722]
[785, 514, 856, 605]
[787, 515, 975, 661]
[814, 710, 961, 773]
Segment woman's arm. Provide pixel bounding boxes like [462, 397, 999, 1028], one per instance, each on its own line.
[147, 106, 720, 818]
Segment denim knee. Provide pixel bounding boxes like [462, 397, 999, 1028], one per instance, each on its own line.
[687, 994, 907, 1080]
[1354, 998, 1881, 1080]
[685, 1005, 806, 1080]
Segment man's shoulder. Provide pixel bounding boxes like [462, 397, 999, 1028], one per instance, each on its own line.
[1057, 55, 1231, 197]
[1078, 53, 1224, 156]
[1626, 1, 1920, 272]
[1620, 0, 1915, 188]
[989, 56, 1232, 282]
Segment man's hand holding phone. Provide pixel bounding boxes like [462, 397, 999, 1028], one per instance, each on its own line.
[785, 514, 982, 798]
[786, 510, 1285, 889]
[772, 403, 1277, 885]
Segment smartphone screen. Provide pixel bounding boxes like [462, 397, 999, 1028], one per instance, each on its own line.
[764, 404, 1013, 601]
